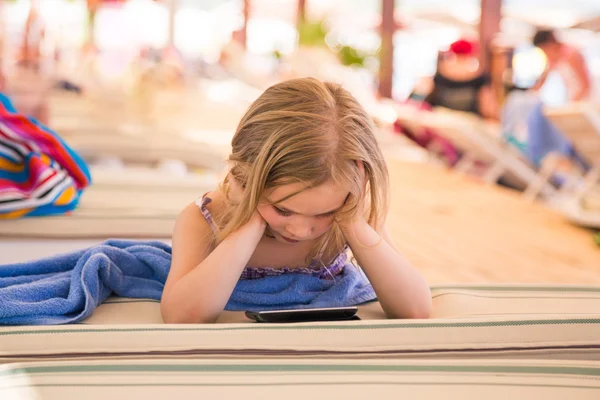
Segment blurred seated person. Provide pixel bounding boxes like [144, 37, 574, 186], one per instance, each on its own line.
[532, 29, 591, 102]
[423, 39, 498, 119]
[522, 29, 593, 169]
[393, 39, 497, 167]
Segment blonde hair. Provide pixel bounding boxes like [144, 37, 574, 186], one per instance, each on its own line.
[214, 77, 389, 265]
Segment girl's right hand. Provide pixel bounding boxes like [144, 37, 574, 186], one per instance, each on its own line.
[237, 210, 267, 244]
[250, 209, 267, 232]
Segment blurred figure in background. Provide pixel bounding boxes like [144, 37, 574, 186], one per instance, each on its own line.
[532, 29, 591, 102]
[522, 29, 593, 169]
[424, 39, 498, 120]
[394, 39, 499, 167]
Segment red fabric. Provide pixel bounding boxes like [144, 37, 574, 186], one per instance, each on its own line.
[449, 39, 478, 56]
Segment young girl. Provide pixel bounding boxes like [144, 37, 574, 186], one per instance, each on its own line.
[161, 77, 431, 323]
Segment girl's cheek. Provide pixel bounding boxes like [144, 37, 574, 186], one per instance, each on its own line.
[317, 218, 335, 234]
[257, 205, 278, 225]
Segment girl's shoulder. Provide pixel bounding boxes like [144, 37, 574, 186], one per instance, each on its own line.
[194, 189, 228, 232]
[197, 188, 227, 214]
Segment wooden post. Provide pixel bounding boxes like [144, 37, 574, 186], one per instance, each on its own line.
[240, 0, 250, 49]
[479, 0, 502, 72]
[85, 0, 99, 50]
[167, 0, 177, 49]
[378, 0, 395, 98]
[297, 0, 307, 27]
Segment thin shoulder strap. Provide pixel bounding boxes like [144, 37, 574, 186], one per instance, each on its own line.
[195, 194, 218, 235]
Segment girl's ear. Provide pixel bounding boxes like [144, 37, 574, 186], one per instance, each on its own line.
[226, 173, 245, 205]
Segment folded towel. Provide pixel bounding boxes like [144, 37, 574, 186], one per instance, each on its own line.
[0, 92, 91, 218]
[0, 240, 376, 325]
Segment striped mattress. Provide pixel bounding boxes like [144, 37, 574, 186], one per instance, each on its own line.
[2, 358, 599, 399]
[2, 284, 599, 364]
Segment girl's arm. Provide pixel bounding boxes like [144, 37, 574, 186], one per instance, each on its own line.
[161, 202, 266, 324]
[340, 220, 432, 319]
[338, 161, 431, 319]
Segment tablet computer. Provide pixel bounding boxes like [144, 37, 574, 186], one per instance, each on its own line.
[245, 306, 359, 323]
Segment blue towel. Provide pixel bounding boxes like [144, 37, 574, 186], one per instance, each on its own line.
[0, 240, 376, 325]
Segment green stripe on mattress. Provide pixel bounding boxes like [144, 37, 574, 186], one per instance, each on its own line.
[3, 363, 600, 376]
[3, 317, 600, 336]
[431, 285, 600, 292]
[3, 382, 599, 390]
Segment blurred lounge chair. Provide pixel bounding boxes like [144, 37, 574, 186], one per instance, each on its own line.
[394, 105, 557, 200]
[543, 102, 600, 228]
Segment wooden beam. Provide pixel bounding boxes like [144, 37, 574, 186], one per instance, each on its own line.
[85, 0, 99, 49]
[240, 0, 250, 49]
[297, 0, 307, 27]
[378, 0, 395, 98]
[167, 0, 177, 49]
[479, 0, 502, 72]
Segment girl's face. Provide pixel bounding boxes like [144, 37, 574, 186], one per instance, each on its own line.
[257, 180, 349, 244]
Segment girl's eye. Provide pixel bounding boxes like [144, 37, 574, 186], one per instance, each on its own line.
[274, 207, 292, 217]
[317, 211, 336, 218]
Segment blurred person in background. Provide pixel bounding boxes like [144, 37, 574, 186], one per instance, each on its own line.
[424, 39, 498, 120]
[532, 29, 591, 102]
[519, 29, 593, 169]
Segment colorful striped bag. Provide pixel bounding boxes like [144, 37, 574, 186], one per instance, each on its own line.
[0, 92, 91, 218]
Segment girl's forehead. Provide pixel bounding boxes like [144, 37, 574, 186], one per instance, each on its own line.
[266, 180, 350, 213]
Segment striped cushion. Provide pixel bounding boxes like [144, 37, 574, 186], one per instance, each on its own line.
[2, 358, 600, 399]
[1, 285, 600, 363]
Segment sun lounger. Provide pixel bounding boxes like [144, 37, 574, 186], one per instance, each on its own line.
[544, 103, 600, 227]
[394, 106, 557, 200]
[0, 167, 216, 239]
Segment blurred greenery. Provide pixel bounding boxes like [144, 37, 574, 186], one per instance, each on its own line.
[297, 19, 328, 48]
[297, 17, 378, 69]
[337, 45, 377, 67]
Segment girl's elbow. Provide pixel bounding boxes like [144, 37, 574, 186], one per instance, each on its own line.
[160, 298, 217, 324]
[387, 290, 432, 320]
[408, 300, 432, 319]
[391, 303, 431, 320]
[160, 301, 187, 324]
[413, 288, 433, 319]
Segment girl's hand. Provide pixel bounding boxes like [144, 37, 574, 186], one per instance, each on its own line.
[227, 174, 266, 234]
[250, 209, 268, 233]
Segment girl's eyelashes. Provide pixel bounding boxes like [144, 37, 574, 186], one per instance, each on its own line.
[317, 211, 337, 218]
[273, 206, 336, 218]
[274, 207, 293, 217]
